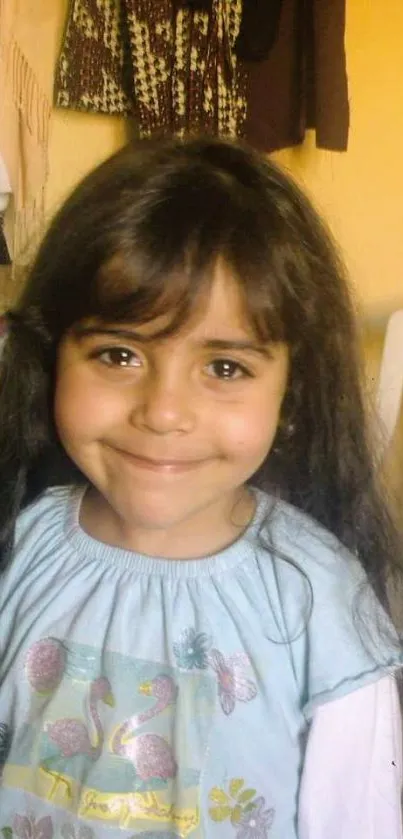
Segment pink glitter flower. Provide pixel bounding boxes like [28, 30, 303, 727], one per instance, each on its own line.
[208, 649, 257, 715]
[25, 637, 65, 694]
[13, 815, 53, 839]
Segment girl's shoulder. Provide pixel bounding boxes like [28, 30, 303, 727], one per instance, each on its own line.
[0, 486, 82, 614]
[256, 489, 361, 581]
[13, 485, 81, 557]
[255, 492, 402, 715]
[255, 490, 369, 632]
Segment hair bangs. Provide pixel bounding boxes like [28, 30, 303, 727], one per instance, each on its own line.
[225, 251, 288, 346]
[86, 245, 218, 338]
[89, 237, 289, 347]
[78, 186, 254, 334]
[88, 178, 291, 344]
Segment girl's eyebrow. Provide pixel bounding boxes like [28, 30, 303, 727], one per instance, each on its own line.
[73, 325, 275, 358]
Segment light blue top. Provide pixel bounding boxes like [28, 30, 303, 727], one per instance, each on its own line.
[0, 486, 400, 839]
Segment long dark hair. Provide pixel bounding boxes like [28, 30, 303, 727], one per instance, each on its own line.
[0, 135, 401, 616]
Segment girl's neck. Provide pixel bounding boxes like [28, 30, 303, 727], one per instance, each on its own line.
[79, 485, 256, 560]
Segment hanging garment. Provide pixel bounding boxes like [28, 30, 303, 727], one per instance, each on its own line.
[55, 0, 349, 151]
[168, 0, 247, 137]
[54, 0, 247, 139]
[54, 0, 134, 118]
[242, 0, 349, 152]
[235, 0, 283, 62]
[0, 0, 54, 271]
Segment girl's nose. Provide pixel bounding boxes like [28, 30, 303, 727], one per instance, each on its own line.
[129, 372, 196, 435]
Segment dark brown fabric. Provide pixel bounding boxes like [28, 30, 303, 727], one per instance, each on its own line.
[243, 0, 349, 152]
[235, 0, 283, 62]
[177, 0, 212, 8]
[54, 0, 248, 139]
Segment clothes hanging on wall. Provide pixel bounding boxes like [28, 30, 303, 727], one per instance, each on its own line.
[242, 0, 349, 152]
[0, 0, 53, 274]
[54, 0, 248, 139]
[54, 0, 349, 152]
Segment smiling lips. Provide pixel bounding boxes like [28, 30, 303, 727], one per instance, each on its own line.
[112, 448, 209, 473]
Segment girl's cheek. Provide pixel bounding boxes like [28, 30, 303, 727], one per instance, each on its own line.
[221, 413, 278, 452]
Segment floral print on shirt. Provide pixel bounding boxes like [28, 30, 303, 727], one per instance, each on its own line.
[209, 778, 275, 837]
[173, 628, 258, 715]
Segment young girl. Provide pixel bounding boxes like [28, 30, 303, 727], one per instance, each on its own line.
[0, 136, 402, 838]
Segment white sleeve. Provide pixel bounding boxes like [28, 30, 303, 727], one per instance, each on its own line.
[298, 674, 403, 839]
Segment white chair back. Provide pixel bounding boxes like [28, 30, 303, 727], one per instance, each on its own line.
[376, 310, 403, 456]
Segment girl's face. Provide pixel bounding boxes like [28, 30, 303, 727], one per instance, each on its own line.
[54, 261, 289, 558]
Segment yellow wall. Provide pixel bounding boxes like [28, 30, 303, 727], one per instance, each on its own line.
[47, 0, 403, 324]
[273, 1, 403, 325]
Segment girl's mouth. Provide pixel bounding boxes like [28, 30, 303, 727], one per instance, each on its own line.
[111, 448, 209, 473]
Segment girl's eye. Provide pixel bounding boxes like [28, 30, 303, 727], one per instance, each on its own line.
[206, 358, 251, 380]
[93, 347, 141, 368]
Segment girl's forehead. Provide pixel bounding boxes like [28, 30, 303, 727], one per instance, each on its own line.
[180, 264, 257, 334]
[89, 259, 264, 341]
